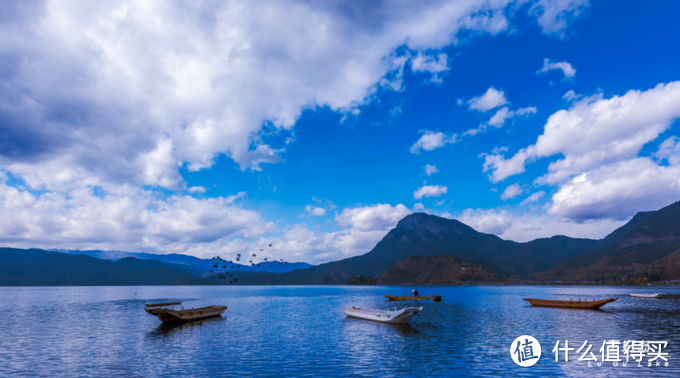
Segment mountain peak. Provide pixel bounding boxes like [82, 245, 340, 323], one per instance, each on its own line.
[600, 201, 680, 246]
[395, 213, 477, 236]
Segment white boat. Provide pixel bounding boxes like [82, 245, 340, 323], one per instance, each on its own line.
[630, 293, 664, 298]
[342, 306, 423, 324]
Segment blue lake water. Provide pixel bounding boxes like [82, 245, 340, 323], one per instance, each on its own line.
[1, 285, 678, 377]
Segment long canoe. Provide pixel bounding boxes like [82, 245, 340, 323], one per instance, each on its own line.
[385, 295, 441, 302]
[154, 305, 227, 323]
[146, 301, 182, 308]
[145, 302, 183, 315]
[630, 293, 664, 298]
[523, 298, 617, 309]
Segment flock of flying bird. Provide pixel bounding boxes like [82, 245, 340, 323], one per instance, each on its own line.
[208, 244, 316, 284]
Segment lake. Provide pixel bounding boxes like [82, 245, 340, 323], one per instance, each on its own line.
[1, 285, 678, 377]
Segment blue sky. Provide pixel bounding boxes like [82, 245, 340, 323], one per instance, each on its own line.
[1, 0, 679, 263]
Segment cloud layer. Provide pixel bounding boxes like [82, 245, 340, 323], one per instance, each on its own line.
[0, 180, 272, 253]
[0, 0, 598, 261]
[1, 0, 545, 192]
[456, 207, 624, 242]
[549, 158, 680, 220]
[484, 81, 680, 219]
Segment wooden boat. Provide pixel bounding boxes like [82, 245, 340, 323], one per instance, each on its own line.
[523, 298, 617, 309]
[630, 293, 664, 298]
[342, 306, 423, 324]
[385, 295, 442, 302]
[154, 305, 227, 323]
[145, 302, 227, 323]
[145, 302, 182, 316]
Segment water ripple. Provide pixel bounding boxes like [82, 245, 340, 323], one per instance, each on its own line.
[0, 285, 678, 377]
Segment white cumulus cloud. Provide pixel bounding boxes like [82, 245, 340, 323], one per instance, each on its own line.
[483, 147, 531, 183]
[655, 136, 680, 166]
[501, 183, 524, 200]
[424, 164, 439, 176]
[411, 52, 449, 83]
[410, 131, 457, 153]
[548, 158, 680, 220]
[563, 90, 581, 101]
[530, 0, 591, 37]
[0, 183, 272, 253]
[483, 81, 680, 221]
[187, 186, 206, 194]
[464, 106, 537, 136]
[456, 207, 624, 242]
[467, 87, 508, 112]
[483, 81, 680, 184]
[335, 203, 411, 232]
[520, 191, 546, 206]
[537, 58, 576, 78]
[301, 205, 327, 217]
[259, 224, 392, 264]
[414, 185, 448, 200]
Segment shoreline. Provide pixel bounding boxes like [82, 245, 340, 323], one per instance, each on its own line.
[1, 282, 679, 288]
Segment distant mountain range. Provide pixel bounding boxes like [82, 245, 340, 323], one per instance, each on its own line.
[235, 213, 597, 284]
[4, 201, 680, 286]
[50, 249, 311, 275]
[236, 202, 680, 285]
[537, 201, 680, 282]
[0, 247, 312, 286]
[0, 248, 214, 286]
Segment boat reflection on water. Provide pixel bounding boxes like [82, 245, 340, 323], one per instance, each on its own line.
[152, 315, 226, 335]
[389, 323, 420, 335]
[524, 305, 610, 314]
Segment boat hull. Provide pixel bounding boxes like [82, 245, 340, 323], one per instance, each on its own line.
[342, 306, 423, 324]
[523, 298, 617, 309]
[145, 302, 183, 316]
[154, 305, 227, 323]
[145, 307, 166, 316]
[385, 295, 441, 302]
[630, 293, 664, 298]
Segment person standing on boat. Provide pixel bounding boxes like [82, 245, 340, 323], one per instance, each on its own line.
[412, 290, 419, 297]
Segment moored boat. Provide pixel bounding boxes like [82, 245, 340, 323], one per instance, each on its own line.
[384, 295, 441, 302]
[145, 301, 182, 316]
[342, 306, 423, 324]
[145, 302, 227, 323]
[630, 293, 664, 298]
[154, 305, 227, 323]
[523, 297, 617, 309]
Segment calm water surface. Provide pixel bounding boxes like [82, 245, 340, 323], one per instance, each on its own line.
[1, 285, 678, 377]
